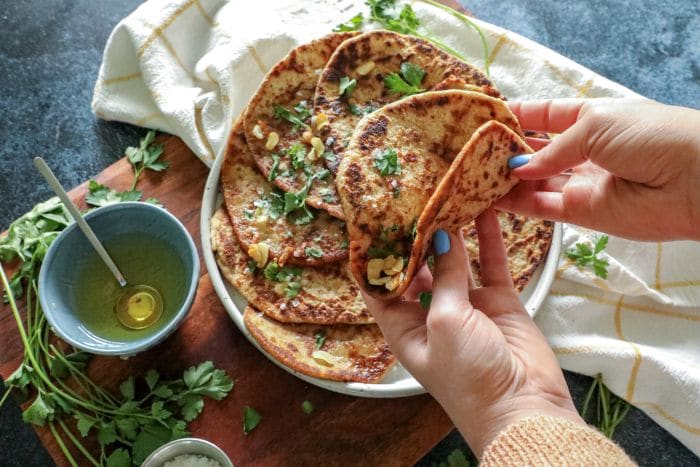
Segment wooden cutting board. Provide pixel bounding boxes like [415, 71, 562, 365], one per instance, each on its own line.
[0, 136, 453, 466]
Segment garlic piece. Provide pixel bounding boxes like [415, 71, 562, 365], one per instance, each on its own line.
[385, 274, 402, 291]
[302, 130, 313, 144]
[315, 113, 329, 131]
[312, 350, 337, 367]
[247, 242, 270, 267]
[356, 60, 375, 76]
[311, 137, 324, 158]
[369, 276, 391, 286]
[265, 132, 279, 150]
[252, 124, 264, 140]
[367, 258, 385, 281]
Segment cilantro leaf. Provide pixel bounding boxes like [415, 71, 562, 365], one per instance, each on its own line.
[333, 12, 364, 31]
[373, 148, 401, 176]
[243, 406, 262, 435]
[268, 153, 281, 181]
[273, 105, 309, 131]
[132, 423, 171, 465]
[384, 62, 425, 95]
[125, 130, 168, 189]
[22, 393, 55, 426]
[305, 247, 323, 258]
[285, 281, 302, 298]
[85, 180, 143, 208]
[565, 235, 610, 279]
[145, 369, 159, 390]
[180, 394, 204, 422]
[75, 413, 95, 437]
[301, 400, 314, 414]
[119, 376, 135, 401]
[314, 331, 326, 349]
[105, 448, 131, 467]
[287, 143, 307, 171]
[182, 361, 234, 400]
[418, 291, 432, 309]
[339, 76, 357, 98]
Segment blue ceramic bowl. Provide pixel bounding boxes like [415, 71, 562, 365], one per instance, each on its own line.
[39, 202, 199, 357]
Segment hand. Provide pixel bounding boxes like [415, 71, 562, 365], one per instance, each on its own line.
[497, 99, 700, 241]
[363, 209, 584, 458]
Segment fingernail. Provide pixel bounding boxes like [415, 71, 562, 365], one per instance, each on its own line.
[508, 154, 531, 169]
[432, 229, 450, 256]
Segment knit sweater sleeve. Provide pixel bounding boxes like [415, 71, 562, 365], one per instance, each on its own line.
[481, 415, 636, 466]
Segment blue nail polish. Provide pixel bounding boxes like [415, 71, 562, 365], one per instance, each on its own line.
[508, 154, 532, 169]
[433, 229, 450, 256]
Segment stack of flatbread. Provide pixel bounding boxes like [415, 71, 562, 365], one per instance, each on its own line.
[211, 30, 553, 383]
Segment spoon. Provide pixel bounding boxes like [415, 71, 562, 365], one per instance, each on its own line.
[34, 157, 163, 330]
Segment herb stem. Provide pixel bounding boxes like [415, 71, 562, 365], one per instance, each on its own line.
[49, 422, 79, 467]
[57, 419, 100, 467]
[419, 0, 491, 76]
[0, 387, 12, 409]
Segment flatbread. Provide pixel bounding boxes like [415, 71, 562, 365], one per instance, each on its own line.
[243, 32, 359, 220]
[314, 30, 498, 173]
[336, 91, 526, 299]
[221, 121, 348, 266]
[210, 208, 372, 324]
[244, 306, 395, 383]
[463, 214, 554, 292]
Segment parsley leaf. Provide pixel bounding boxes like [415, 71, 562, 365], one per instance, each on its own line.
[339, 76, 357, 98]
[384, 62, 425, 95]
[333, 12, 364, 31]
[418, 291, 432, 309]
[85, 181, 142, 208]
[373, 148, 401, 176]
[315, 331, 327, 349]
[268, 153, 281, 181]
[273, 105, 309, 132]
[125, 130, 168, 190]
[243, 406, 262, 435]
[565, 235, 610, 279]
[305, 247, 323, 258]
[301, 400, 314, 414]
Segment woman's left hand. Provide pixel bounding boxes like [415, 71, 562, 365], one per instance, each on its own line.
[362, 209, 585, 457]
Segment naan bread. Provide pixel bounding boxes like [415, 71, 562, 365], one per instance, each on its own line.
[210, 208, 372, 324]
[243, 32, 359, 220]
[314, 30, 498, 173]
[463, 214, 554, 291]
[244, 306, 395, 383]
[336, 91, 527, 299]
[221, 120, 348, 266]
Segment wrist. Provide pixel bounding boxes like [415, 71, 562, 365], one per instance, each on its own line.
[448, 393, 585, 459]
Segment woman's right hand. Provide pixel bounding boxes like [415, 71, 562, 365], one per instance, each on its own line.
[496, 99, 700, 241]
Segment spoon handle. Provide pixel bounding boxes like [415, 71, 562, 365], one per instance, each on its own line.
[34, 157, 128, 287]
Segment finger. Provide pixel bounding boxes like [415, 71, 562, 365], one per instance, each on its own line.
[525, 137, 551, 151]
[474, 209, 513, 288]
[431, 230, 471, 312]
[494, 190, 566, 222]
[361, 291, 427, 367]
[404, 265, 433, 301]
[508, 99, 587, 134]
[508, 119, 592, 179]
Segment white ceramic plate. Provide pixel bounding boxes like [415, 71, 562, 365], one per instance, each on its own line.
[200, 153, 562, 398]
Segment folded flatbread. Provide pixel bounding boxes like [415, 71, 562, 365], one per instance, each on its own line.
[314, 30, 498, 173]
[244, 306, 395, 383]
[462, 214, 554, 292]
[336, 90, 528, 299]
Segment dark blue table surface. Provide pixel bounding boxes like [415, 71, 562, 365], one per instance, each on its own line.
[1, 1, 698, 466]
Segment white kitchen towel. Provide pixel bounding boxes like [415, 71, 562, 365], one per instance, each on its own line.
[92, 0, 700, 456]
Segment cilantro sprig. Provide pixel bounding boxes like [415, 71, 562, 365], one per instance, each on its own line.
[384, 62, 425, 96]
[334, 0, 491, 76]
[243, 406, 262, 435]
[273, 104, 310, 132]
[580, 373, 631, 438]
[125, 130, 168, 191]
[373, 148, 401, 176]
[566, 235, 610, 279]
[263, 262, 303, 298]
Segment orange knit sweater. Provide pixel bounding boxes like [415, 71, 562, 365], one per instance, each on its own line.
[482, 416, 636, 466]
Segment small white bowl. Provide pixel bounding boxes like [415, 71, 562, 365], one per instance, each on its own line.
[141, 438, 233, 467]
